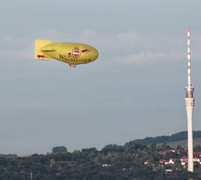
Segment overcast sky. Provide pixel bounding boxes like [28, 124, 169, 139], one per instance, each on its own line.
[0, 0, 201, 154]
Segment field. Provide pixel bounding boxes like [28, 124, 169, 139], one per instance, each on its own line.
[163, 138, 201, 149]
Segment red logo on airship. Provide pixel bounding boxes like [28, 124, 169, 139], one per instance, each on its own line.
[73, 48, 80, 57]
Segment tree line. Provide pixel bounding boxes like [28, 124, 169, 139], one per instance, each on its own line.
[0, 143, 200, 179]
[130, 131, 201, 145]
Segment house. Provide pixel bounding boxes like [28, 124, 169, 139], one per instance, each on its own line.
[159, 150, 175, 155]
[193, 152, 201, 157]
[193, 157, 201, 164]
[166, 169, 173, 172]
[144, 160, 150, 165]
[180, 156, 188, 162]
[102, 164, 111, 167]
[180, 157, 188, 167]
[144, 160, 155, 166]
[159, 158, 178, 165]
[176, 148, 187, 154]
[17, 154, 32, 158]
[159, 159, 167, 164]
[168, 158, 178, 165]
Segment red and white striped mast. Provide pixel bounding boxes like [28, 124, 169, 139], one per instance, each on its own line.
[187, 28, 192, 86]
[185, 28, 195, 172]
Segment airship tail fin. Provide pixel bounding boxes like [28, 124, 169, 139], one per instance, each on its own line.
[35, 40, 52, 60]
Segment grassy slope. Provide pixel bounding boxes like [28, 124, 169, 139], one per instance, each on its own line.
[164, 138, 201, 149]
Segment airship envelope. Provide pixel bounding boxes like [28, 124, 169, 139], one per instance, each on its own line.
[34, 40, 98, 68]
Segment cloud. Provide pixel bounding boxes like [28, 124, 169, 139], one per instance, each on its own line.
[0, 30, 200, 65]
[0, 35, 32, 60]
[114, 51, 185, 64]
[91, 31, 201, 64]
[0, 102, 65, 110]
[73, 30, 188, 64]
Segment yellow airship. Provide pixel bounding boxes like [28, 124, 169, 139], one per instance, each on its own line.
[34, 40, 98, 68]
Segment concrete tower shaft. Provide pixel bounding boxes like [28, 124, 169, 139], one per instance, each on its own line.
[185, 97, 194, 172]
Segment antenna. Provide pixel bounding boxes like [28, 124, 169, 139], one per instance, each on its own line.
[187, 28, 191, 86]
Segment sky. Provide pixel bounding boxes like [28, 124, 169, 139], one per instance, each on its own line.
[0, 0, 201, 154]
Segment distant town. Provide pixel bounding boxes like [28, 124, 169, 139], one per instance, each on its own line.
[145, 148, 201, 172]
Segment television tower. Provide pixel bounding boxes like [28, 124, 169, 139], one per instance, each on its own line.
[185, 28, 195, 172]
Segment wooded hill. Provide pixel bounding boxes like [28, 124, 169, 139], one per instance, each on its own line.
[129, 131, 201, 145]
[0, 131, 201, 179]
[0, 142, 198, 180]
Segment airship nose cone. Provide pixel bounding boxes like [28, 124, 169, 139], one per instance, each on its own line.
[92, 48, 99, 60]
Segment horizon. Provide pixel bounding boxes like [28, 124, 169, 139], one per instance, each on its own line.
[0, 0, 201, 155]
[11, 130, 201, 155]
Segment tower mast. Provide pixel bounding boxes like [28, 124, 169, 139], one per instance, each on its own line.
[185, 28, 195, 172]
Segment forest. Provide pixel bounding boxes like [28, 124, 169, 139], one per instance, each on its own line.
[0, 142, 201, 179]
[131, 131, 201, 145]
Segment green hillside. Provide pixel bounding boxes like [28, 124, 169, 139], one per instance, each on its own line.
[0, 140, 198, 179]
[166, 138, 201, 149]
[1, 132, 201, 179]
[128, 131, 201, 145]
